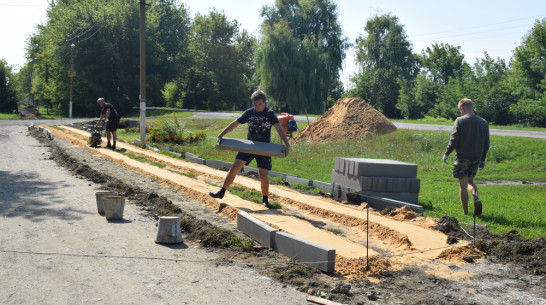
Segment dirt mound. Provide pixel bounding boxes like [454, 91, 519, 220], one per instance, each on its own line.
[380, 206, 419, 221]
[435, 244, 484, 262]
[294, 98, 396, 142]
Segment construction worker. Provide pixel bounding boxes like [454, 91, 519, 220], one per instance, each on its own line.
[96, 97, 120, 150]
[209, 90, 290, 208]
[443, 98, 490, 216]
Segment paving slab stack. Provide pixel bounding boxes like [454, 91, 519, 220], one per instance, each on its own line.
[331, 158, 420, 204]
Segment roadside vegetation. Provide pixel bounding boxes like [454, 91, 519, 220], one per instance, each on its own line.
[114, 115, 546, 239]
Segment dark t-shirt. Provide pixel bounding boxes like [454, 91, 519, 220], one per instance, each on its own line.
[445, 114, 490, 161]
[237, 107, 279, 143]
[101, 103, 120, 122]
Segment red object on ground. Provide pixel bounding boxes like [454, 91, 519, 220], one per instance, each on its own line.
[278, 113, 294, 134]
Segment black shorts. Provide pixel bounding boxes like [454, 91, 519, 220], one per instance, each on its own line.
[106, 120, 119, 132]
[236, 152, 272, 170]
[452, 158, 480, 179]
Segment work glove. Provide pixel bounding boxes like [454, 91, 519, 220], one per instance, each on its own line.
[283, 145, 290, 156]
[478, 161, 485, 170]
[216, 136, 223, 145]
[442, 154, 448, 164]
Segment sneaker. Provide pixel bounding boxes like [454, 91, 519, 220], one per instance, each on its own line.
[209, 190, 225, 199]
[111, 144, 116, 150]
[106, 143, 111, 148]
[474, 200, 482, 217]
[262, 201, 271, 208]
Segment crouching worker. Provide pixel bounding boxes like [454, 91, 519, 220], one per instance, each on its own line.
[209, 90, 290, 208]
[96, 97, 120, 150]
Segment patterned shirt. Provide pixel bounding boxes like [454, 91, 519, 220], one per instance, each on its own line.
[237, 107, 279, 143]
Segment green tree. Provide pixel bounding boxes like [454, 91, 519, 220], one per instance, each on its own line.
[350, 14, 417, 117]
[508, 18, 546, 126]
[0, 59, 18, 113]
[472, 53, 514, 125]
[25, 0, 192, 117]
[171, 9, 256, 111]
[421, 43, 465, 86]
[255, 0, 348, 114]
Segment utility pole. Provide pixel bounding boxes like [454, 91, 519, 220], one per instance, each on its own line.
[139, 0, 146, 144]
[69, 43, 75, 118]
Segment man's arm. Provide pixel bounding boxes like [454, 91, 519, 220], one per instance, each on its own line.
[217, 120, 241, 141]
[444, 120, 460, 156]
[273, 123, 290, 155]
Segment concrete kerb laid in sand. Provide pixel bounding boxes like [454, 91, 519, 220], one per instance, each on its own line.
[47, 126, 379, 271]
[50, 125, 471, 278]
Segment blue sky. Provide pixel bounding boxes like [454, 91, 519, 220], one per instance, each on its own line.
[1, 0, 545, 86]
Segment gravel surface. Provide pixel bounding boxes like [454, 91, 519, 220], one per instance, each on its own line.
[0, 122, 307, 305]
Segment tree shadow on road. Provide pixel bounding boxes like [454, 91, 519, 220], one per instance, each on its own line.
[0, 170, 92, 222]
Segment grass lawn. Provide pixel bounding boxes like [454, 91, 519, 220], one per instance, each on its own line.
[13, 106, 545, 239]
[124, 116, 545, 239]
[0, 113, 19, 119]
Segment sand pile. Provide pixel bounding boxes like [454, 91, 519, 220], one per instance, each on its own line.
[294, 98, 397, 142]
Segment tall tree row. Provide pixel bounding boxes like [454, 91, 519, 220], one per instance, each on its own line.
[350, 15, 545, 126]
[254, 0, 348, 114]
[9, 1, 546, 127]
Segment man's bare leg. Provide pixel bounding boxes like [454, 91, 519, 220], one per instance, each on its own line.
[458, 177, 469, 215]
[209, 159, 246, 199]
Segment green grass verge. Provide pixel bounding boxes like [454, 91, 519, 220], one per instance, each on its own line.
[120, 152, 166, 169]
[112, 113, 544, 239]
[0, 113, 19, 119]
[176, 124, 545, 239]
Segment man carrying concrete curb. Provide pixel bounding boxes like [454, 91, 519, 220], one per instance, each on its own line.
[96, 97, 120, 150]
[209, 90, 290, 208]
[443, 98, 490, 216]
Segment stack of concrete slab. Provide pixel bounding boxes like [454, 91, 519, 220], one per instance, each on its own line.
[331, 158, 420, 204]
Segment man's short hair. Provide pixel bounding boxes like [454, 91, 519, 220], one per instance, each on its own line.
[97, 97, 105, 103]
[458, 98, 473, 109]
[251, 90, 267, 102]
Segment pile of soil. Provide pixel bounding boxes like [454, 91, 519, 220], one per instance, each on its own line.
[294, 98, 397, 142]
[435, 216, 545, 275]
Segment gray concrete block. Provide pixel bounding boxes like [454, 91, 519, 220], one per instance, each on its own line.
[205, 159, 232, 171]
[360, 176, 373, 192]
[331, 170, 362, 190]
[336, 158, 418, 178]
[311, 180, 333, 194]
[285, 175, 311, 186]
[160, 146, 173, 152]
[242, 166, 259, 174]
[237, 212, 277, 248]
[387, 178, 404, 193]
[186, 153, 205, 165]
[185, 152, 198, 159]
[372, 177, 387, 192]
[268, 170, 288, 179]
[410, 178, 421, 193]
[331, 183, 356, 201]
[360, 191, 419, 204]
[275, 231, 335, 273]
[217, 137, 286, 158]
[364, 195, 423, 215]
